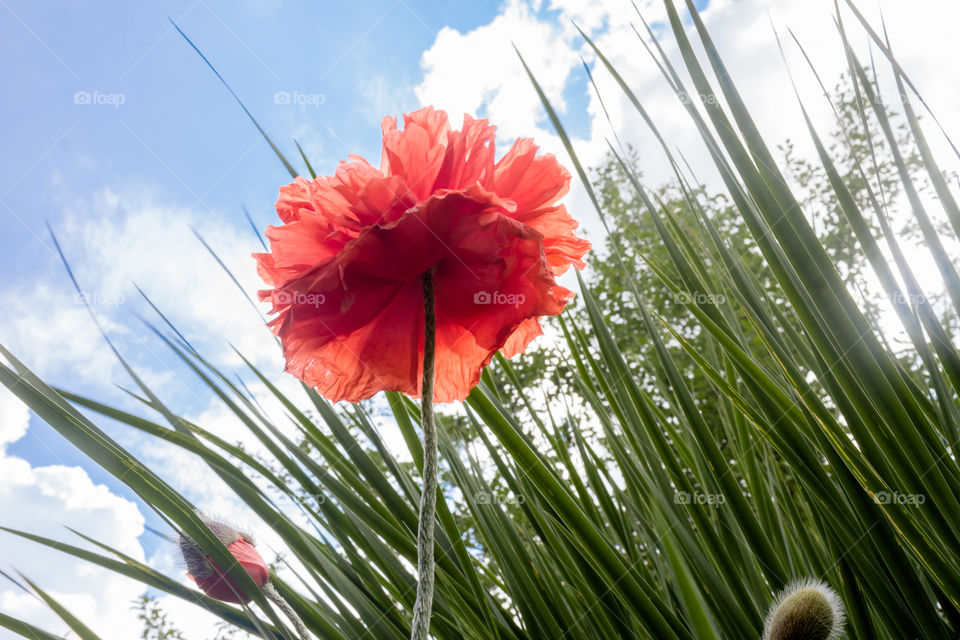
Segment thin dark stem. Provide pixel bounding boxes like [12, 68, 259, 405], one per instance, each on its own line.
[411, 269, 437, 640]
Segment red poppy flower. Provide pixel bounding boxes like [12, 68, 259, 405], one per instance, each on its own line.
[255, 106, 589, 403]
[186, 535, 269, 604]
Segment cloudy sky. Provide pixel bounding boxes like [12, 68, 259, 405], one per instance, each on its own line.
[1, 0, 959, 636]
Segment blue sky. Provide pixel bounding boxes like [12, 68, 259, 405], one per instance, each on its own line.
[1, 1, 608, 633]
[2, 0, 958, 635]
[0, 0, 497, 272]
[0, 0, 492, 627]
[0, 0, 495, 540]
[0, 3, 513, 472]
[0, 0, 607, 520]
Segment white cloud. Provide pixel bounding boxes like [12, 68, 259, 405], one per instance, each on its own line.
[0, 283, 129, 384]
[0, 182, 302, 631]
[0, 184, 287, 410]
[1, 182, 341, 634]
[0, 379, 284, 639]
[0, 386, 147, 639]
[416, 0, 580, 141]
[415, 0, 960, 244]
[0, 386, 30, 448]
[60, 186, 281, 369]
[359, 72, 418, 124]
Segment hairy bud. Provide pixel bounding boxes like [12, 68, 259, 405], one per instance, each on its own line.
[763, 579, 845, 640]
[178, 514, 269, 604]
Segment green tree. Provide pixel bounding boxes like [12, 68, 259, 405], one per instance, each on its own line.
[133, 595, 186, 640]
[577, 70, 928, 422]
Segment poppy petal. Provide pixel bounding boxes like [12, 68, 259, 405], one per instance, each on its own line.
[257, 107, 588, 403]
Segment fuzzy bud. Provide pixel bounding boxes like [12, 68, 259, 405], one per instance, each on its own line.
[178, 516, 269, 604]
[763, 579, 845, 640]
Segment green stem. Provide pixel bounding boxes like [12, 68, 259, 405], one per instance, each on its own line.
[411, 270, 437, 640]
[262, 582, 310, 640]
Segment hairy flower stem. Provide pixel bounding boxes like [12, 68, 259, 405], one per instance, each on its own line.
[262, 582, 310, 640]
[411, 269, 437, 640]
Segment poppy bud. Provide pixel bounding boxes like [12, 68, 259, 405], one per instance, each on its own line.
[763, 579, 845, 640]
[179, 516, 269, 604]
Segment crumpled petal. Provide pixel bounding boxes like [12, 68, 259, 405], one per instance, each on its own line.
[256, 107, 589, 403]
[494, 138, 590, 273]
[380, 106, 451, 201]
[434, 114, 497, 191]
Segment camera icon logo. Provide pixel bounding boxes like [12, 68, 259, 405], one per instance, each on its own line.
[274, 91, 291, 105]
[73, 91, 91, 104]
[473, 291, 491, 305]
